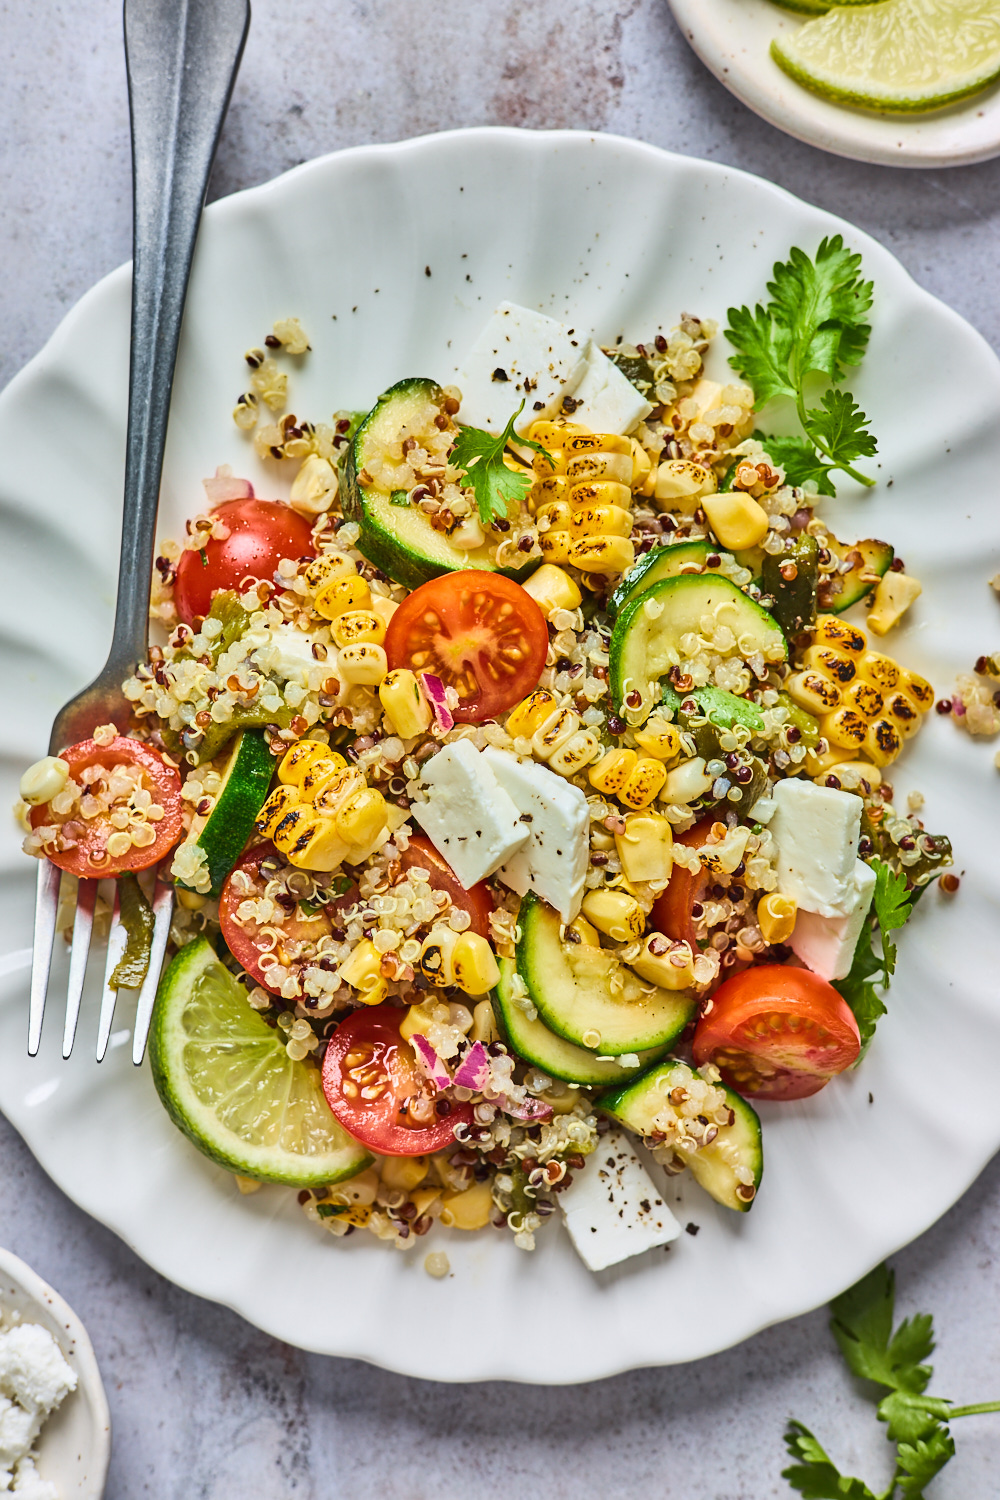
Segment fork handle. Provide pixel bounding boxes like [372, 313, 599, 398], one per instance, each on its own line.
[110, 0, 251, 673]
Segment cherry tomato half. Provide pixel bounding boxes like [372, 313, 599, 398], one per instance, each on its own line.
[651, 816, 716, 949]
[30, 737, 183, 878]
[219, 845, 359, 994]
[173, 499, 316, 624]
[692, 965, 861, 1102]
[322, 1005, 475, 1155]
[384, 570, 548, 723]
[398, 834, 494, 940]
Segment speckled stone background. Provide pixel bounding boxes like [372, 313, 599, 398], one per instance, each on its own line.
[3, 3, 1000, 1496]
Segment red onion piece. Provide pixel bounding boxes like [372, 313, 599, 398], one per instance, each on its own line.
[203, 468, 255, 504]
[453, 1040, 490, 1091]
[420, 673, 454, 733]
[410, 1033, 451, 1091]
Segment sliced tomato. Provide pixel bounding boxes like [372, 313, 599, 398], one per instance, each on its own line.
[398, 834, 494, 939]
[173, 498, 316, 625]
[384, 570, 548, 723]
[651, 816, 716, 948]
[219, 844, 356, 994]
[31, 737, 183, 878]
[322, 1006, 474, 1155]
[692, 965, 861, 1101]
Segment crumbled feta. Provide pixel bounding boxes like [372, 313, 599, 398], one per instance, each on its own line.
[0, 1322, 76, 1498]
[559, 1129, 680, 1271]
[790, 859, 876, 981]
[768, 778, 862, 917]
[410, 740, 529, 888]
[567, 342, 653, 434]
[455, 303, 590, 435]
[250, 623, 320, 688]
[481, 748, 590, 921]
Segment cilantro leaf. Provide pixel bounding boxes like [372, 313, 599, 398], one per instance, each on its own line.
[878, 1392, 952, 1445]
[754, 431, 838, 497]
[834, 859, 912, 1053]
[830, 1263, 899, 1388]
[725, 237, 877, 490]
[450, 402, 551, 526]
[782, 1423, 878, 1500]
[895, 1428, 956, 1497]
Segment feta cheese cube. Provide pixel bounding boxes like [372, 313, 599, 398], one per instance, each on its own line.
[0, 1397, 39, 1469]
[0, 1325, 76, 1417]
[560, 1129, 681, 1272]
[481, 748, 589, 921]
[10, 1453, 58, 1500]
[410, 740, 528, 888]
[566, 342, 653, 435]
[768, 778, 863, 918]
[791, 859, 877, 981]
[251, 624, 320, 688]
[455, 302, 590, 435]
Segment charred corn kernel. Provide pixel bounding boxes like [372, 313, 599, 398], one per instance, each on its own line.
[569, 535, 635, 574]
[785, 670, 843, 715]
[507, 690, 559, 740]
[469, 998, 500, 1046]
[536, 499, 573, 532]
[568, 504, 633, 538]
[175, 888, 207, 911]
[824, 707, 869, 750]
[864, 717, 903, 767]
[303, 552, 356, 591]
[399, 999, 440, 1043]
[336, 786, 389, 846]
[289, 453, 338, 518]
[662, 756, 714, 805]
[814, 615, 866, 656]
[338, 938, 386, 1002]
[758, 892, 797, 945]
[820, 760, 882, 791]
[288, 817, 351, 872]
[336, 643, 388, 685]
[279, 739, 330, 785]
[532, 707, 580, 760]
[629, 438, 652, 490]
[581, 888, 645, 942]
[858, 652, 901, 693]
[802, 645, 858, 686]
[380, 668, 432, 738]
[521, 564, 582, 617]
[802, 743, 852, 777]
[532, 449, 563, 479]
[548, 729, 601, 777]
[620, 757, 668, 809]
[313, 766, 365, 816]
[380, 1156, 429, 1192]
[589, 747, 637, 796]
[19, 756, 70, 806]
[539, 529, 575, 565]
[527, 419, 589, 448]
[440, 1179, 493, 1231]
[902, 670, 934, 710]
[256, 785, 300, 837]
[844, 680, 884, 718]
[654, 459, 715, 505]
[412, 1185, 443, 1217]
[300, 755, 350, 802]
[566, 915, 601, 946]
[633, 718, 683, 762]
[451, 932, 501, 996]
[530, 475, 569, 507]
[332, 609, 386, 648]
[628, 936, 696, 989]
[615, 812, 674, 884]
[702, 492, 769, 551]
[567, 480, 632, 511]
[566, 431, 632, 457]
[271, 804, 317, 854]
[314, 573, 371, 620]
[867, 572, 922, 636]
[566, 451, 633, 485]
[419, 926, 458, 987]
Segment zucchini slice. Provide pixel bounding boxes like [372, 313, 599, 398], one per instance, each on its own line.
[823, 537, 894, 614]
[608, 573, 787, 717]
[494, 958, 668, 1085]
[516, 893, 696, 1056]
[342, 376, 531, 591]
[597, 1058, 763, 1212]
[177, 730, 274, 896]
[608, 540, 717, 617]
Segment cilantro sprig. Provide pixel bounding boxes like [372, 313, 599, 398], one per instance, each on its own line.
[725, 237, 877, 491]
[834, 858, 912, 1056]
[784, 1263, 1000, 1499]
[450, 401, 551, 527]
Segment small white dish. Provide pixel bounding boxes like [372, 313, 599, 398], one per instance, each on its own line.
[0, 1248, 110, 1497]
[668, 0, 1000, 167]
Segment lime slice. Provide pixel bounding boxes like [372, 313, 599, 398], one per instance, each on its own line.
[772, 0, 1000, 112]
[149, 936, 370, 1186]
[769, 0, 886, 15]
[178, 729, 275, 896]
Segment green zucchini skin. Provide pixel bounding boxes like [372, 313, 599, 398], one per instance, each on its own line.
[597, 1058, 763, 1212]
[824, 538, 894, 614]
[515, 893, 696, 1056]
[343, 377, 533, 590]
[608, 540, 716, 617]
[178, 729, 275, 896]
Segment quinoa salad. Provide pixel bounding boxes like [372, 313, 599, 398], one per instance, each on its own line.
[16, 238, 960, 1274]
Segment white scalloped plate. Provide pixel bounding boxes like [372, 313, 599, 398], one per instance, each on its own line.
[1, 128, 999, 1384]
[668, 0, 1000, 168]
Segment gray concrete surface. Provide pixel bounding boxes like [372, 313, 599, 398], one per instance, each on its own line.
[3, 2, 1000, 1496]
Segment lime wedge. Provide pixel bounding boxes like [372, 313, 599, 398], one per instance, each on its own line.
[769, 0, 886, 14]
[772, 0, 1000, 112]
[149, 936, 370, 1186]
